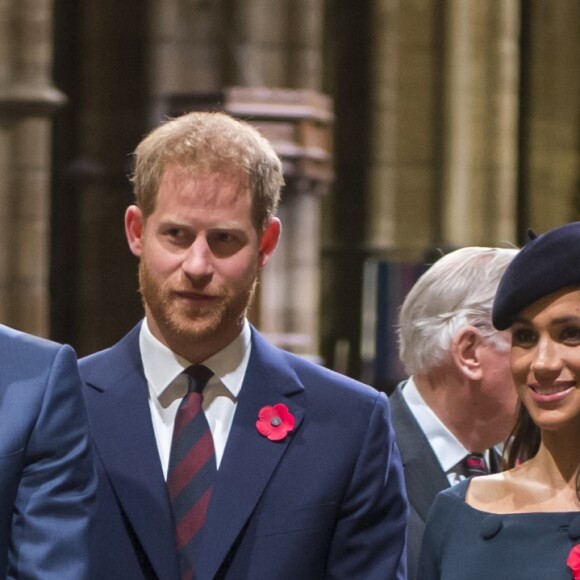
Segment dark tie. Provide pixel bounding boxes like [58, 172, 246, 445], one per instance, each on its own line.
[167, 365, 215, 580]
[458, 452, 489, 478]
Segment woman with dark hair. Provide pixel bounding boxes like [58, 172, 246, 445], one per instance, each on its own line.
[418, 222, 580, 580]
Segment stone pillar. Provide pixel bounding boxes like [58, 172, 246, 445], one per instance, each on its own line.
[522, 0, 580, 232]
[229, 0, 288, 86]
[366, 0, 441, 259]
[250, 0, 326, 359]
[320, 0, 372, 375]
[67, 0, 147, 355]
[239, 89, 331, 360]
[441, 0, 519, 246]
[0, 0, 64, 335]
[286, 0, 324, 89]
[149, 0, 224, 121]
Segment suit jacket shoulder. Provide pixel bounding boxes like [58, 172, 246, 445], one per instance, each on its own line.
[0, 323, 65, 375]
[0, 324, 96, 579]
[389, 382, 449, 513]
[389, 382, 449, 580]
[79, 322, 178, 580]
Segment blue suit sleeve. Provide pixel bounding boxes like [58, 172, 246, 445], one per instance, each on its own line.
[8, 345, 97, 579]
[327, 392, 409, 579]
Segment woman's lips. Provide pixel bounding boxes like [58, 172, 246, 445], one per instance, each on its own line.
[529, 382, 576, 403]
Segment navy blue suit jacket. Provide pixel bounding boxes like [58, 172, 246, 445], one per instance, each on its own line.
[0, 324, 96, 578]
[389, 384, 449, 580]
[80, 323, 408, 579]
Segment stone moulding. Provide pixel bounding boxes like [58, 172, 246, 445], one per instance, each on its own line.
[0, 84, 67, 118]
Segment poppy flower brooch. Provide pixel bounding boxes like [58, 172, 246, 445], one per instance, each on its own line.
[256, 403, 295, 441]
[568, 544, 580, 580]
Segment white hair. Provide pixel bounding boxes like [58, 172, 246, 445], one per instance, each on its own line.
[398, 246, 518, 375]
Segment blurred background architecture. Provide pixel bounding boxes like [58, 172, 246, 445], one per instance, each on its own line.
[0, 0, 578, 390]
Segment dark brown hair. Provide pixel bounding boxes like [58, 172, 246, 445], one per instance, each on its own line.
[505, 402, 580, 500]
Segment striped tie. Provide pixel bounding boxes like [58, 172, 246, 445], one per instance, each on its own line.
[167, 365, 215, 580]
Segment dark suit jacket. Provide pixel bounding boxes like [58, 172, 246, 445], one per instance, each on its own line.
[0, 324, 96, 579]
[80, 323, 408, 579]
[389, 383, 449, 580]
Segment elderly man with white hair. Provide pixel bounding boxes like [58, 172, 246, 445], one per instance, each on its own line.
[390, 246, 519, 580]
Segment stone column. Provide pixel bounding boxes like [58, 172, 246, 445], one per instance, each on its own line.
[0, 0, 65, 335]
[246, 89, 331, 361]
[522, 0, 580, 232]
[366, 0, 441, 259]
[286, 0, 324, 89]
[68, 0, 147, 355]
[238, 0, 327, 360]
[441, 0, 519, 246]
[149, 0, 224, 121]
[229, 0, 287, 86]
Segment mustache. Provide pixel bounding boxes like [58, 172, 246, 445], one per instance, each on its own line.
[169, 281, 221, 293]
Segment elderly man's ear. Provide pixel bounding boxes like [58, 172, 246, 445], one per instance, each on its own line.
[451, 326, 485, 381]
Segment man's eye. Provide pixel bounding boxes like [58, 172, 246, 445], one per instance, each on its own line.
[162, 228, 193, 248]
[214, 232, 235, 243]
[165, 228, 186, 240]
[209, 232, 243, 257]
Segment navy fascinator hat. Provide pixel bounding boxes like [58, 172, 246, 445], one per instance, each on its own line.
[492, 221, 580, 330]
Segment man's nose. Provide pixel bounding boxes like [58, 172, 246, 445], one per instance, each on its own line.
[182, 237, 214, 277]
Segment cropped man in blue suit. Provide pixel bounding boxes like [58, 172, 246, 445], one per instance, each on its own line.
[0, 324, 96, 578]
[80, 111, 408, 579]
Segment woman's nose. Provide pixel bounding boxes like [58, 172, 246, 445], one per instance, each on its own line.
[530, 336, 562, 376]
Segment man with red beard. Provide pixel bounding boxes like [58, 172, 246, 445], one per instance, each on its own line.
[80, 112, 408, 580]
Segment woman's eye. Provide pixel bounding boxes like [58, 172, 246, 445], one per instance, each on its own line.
[512, 327, 536, 346]
[560, 326, 580, 343]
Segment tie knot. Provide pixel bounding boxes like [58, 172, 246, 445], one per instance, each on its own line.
[184, 365, 213, 394]
[461, 452, 488, 477]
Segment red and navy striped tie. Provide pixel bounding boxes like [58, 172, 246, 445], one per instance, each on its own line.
[459, 452, 489, 478]
[167, 365, 215, 580]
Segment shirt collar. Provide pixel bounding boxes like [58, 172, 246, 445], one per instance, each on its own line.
[402, 376, 469, 472]
[140, 318, 251, 400]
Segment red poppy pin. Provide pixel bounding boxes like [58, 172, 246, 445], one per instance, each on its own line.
[256, 403, 295, 441]
[568, 544, 580, 580]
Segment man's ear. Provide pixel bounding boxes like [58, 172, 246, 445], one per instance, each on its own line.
[125, 205, 144, 257]
[257, 217, 281, 268]
[451, 326, 484, 381]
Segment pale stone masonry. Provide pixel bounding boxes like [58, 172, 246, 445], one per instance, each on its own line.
[0, 0, 65, 335]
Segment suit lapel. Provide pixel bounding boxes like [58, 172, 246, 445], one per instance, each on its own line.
[196, 330, 305, 580]
[390, 384, 449, 521]
[84, 325, 181, 580]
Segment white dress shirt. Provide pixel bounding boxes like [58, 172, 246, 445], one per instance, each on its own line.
[140, 318, 251, 479]
[401, 377, 494, 485]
